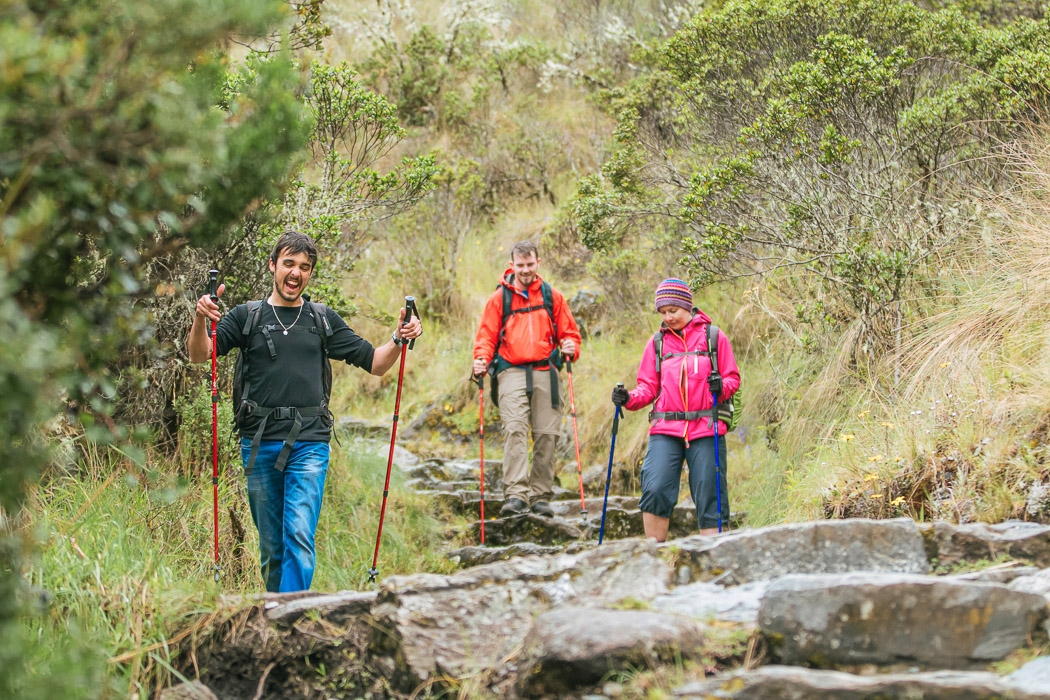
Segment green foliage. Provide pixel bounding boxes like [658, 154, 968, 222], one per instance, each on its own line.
[386, 155, 487, 319]
[279, 59, 437, 312]
[1, 0, 312, 694]
[579, 0, 1050, 356]
[19, 440, 454, 695]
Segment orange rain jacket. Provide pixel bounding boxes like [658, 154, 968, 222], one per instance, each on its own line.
[473, 269, 582, 369]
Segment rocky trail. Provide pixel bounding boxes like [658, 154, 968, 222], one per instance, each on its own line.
[162, 443, 1050, 699]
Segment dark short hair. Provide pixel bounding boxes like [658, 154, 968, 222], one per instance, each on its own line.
[510, 240, 539, 260]
[270, 230, 318, 268]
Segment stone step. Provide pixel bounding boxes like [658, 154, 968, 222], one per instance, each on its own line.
[674, 665, 1050, 699]
[759, 572, 1047, 669]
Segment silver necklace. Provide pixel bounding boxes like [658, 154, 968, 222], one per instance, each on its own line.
[269, 300, 304, 335]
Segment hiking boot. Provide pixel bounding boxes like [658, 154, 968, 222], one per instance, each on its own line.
[530, 501, 554, 518]
[500, 498, 528, 517]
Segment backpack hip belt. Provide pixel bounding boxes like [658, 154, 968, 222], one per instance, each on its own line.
[244, 402, 330, 475]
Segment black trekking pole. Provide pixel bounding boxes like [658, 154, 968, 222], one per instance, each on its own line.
[207, 269, 222, 583]
[713, 389, 723, 533]
[474, 373, 486, 544]
[368, 296, 417, 583]
[598, 383, 624, 545]
[564, 358, 587, 518]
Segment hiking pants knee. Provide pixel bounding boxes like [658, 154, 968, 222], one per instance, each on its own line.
[498, 367, 561, 504]
[638, 433, 728, 530]
[241, 439, 330, 592]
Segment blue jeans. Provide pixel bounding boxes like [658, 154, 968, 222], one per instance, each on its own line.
[240, 439, 330, 592]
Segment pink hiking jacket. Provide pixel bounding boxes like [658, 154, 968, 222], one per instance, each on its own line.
[623, 310, 741, 442]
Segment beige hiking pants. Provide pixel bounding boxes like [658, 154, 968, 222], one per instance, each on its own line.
[497, 367, 562, 504]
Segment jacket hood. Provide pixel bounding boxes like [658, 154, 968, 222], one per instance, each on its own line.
[499, 267, 544, 292]
[661, 308, 712, 333]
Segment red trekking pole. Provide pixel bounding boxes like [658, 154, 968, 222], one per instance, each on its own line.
[473, 373, 486, 544]
[368, 296, 417, 583]
[207, 269, 222, 583]
[565, 359, 587, 518]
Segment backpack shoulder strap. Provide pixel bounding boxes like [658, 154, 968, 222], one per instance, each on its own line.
[654, 329, 665, 374]
[501, 284, 513, 326]
[541, 281, 557, 341]
[306, 301, 333, 354]
[707, 323, 719, 375]
[242, 300, 264, 338]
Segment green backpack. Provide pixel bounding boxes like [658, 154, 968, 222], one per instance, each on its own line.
[653, 322, 742, 431]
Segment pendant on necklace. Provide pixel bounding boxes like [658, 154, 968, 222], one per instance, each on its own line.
[283, 330, 288, 335]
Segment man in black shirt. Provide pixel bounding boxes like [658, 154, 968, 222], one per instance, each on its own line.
[188, 231, 422, 592]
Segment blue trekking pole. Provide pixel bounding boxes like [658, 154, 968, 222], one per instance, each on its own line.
[713, 390, 722, 533]
[598, 383, 624, 545]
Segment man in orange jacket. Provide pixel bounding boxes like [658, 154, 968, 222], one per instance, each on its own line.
[473, 241, 582, 518]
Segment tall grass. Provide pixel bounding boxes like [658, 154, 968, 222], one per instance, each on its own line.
[20, 427, 463, 697]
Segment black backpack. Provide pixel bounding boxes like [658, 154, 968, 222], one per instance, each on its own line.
[232, 298, 334, 474]
[488, 279, 562, 408]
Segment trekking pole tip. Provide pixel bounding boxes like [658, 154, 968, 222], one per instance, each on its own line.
[367, 567, 378, 583]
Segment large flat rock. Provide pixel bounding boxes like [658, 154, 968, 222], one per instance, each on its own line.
[759, 573, 1048, 668]
[923, 521, 1050, 569]
[370, 539, 673, 689]
[674, 665, 1050, 699]
[651, 579, 770, 624]
[516, 607, 705, 697]
[672, 518, 930, 584]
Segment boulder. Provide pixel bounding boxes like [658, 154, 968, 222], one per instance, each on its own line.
[157, 681, 219, 700]
[672, 518, 930, 584]
[369, 539, 673, 689]
[446, 542, 567, 568]
[468, 512, 583, 546]
[1007, 656, 1050, 695]
[265, 590, 377, 624]
[1009, 568, 1050, 599]
[759, 573, 1047, 668]
[516, 607, 704, 697]
[673, 665, 1047, 699]
[335, 417, 389, 440]
[922, 521, 1050, 569]
[651, 580, 770, 625]
[949, 564, 1040, 585]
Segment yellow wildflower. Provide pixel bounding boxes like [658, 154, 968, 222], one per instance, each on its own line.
[864, 473, 879, 482]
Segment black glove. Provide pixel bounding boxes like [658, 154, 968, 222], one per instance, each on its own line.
[708, 371, 723, 397]
[611, 386, 629, 407]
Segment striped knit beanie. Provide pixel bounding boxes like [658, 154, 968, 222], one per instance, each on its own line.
[654, 278, 693, 312]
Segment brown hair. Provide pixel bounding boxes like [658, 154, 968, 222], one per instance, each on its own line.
[270, 230, 318, 267]
[510, 240, 539, 260]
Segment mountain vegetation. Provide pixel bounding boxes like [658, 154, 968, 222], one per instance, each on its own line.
[2, 0, 1049, 695]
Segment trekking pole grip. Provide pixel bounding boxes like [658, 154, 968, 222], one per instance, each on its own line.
[613, 382, 624, 434]
[404, 296, 417, 350]
[208, 269, 219, 302]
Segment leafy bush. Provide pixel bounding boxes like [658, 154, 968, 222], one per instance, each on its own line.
[573, 0, 1050, 358]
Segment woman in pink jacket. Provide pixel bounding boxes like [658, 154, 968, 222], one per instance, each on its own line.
[611, 279, 741, 541]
